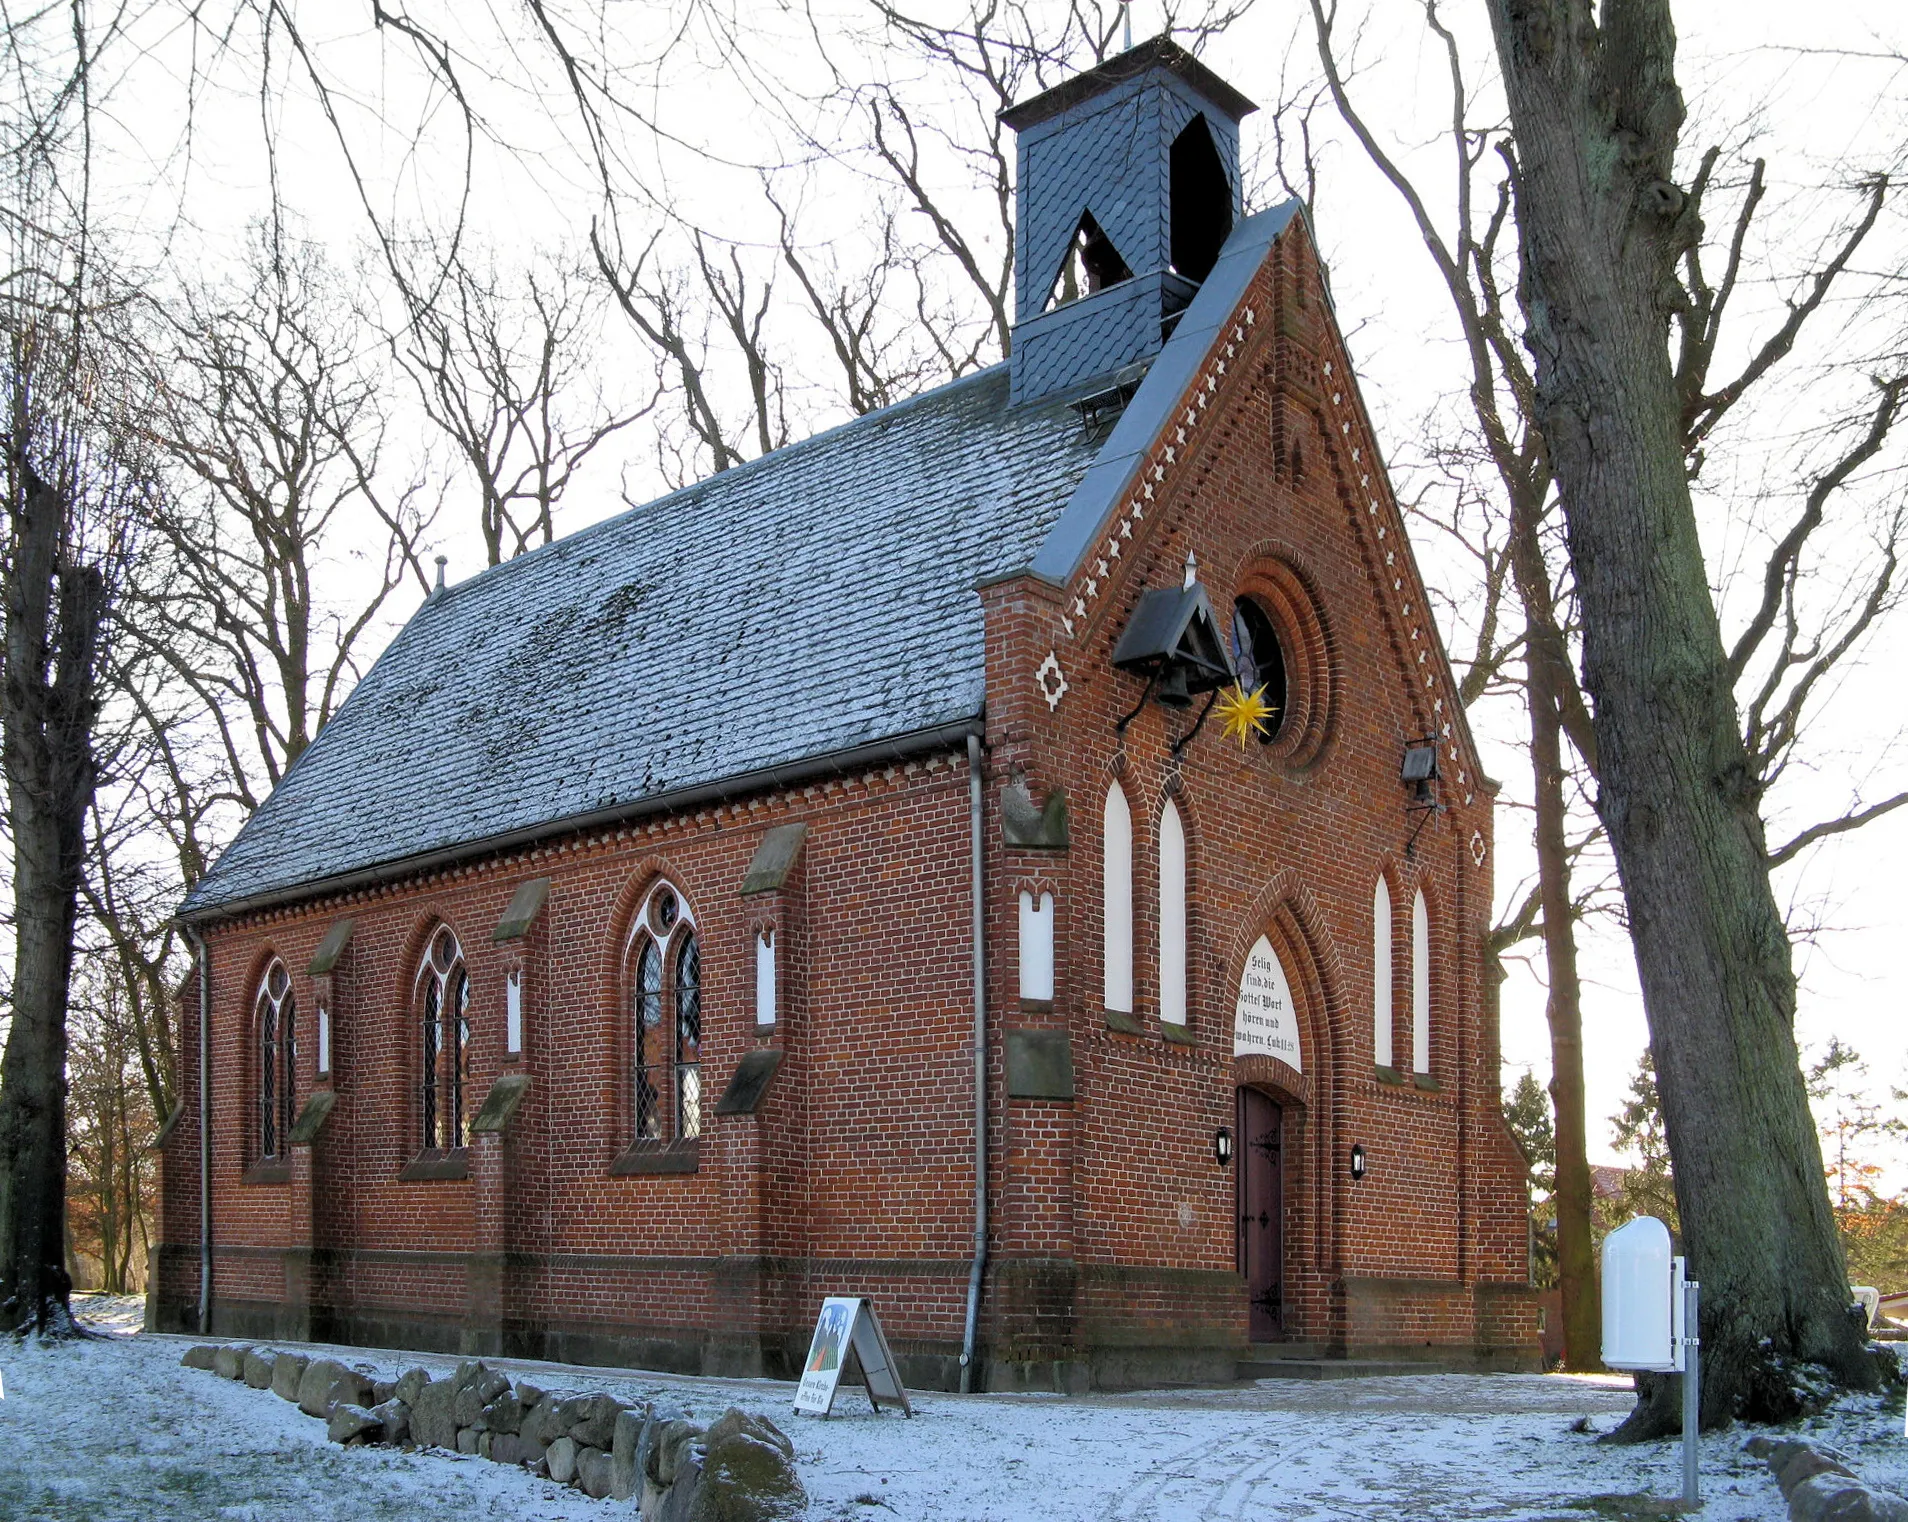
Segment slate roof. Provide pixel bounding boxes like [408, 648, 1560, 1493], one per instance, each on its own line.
[1028, 201, 1300, 583]
[181, 365, 1105, 917]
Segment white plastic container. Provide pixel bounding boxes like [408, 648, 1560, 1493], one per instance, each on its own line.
[1602, 1215, 1683, 1372]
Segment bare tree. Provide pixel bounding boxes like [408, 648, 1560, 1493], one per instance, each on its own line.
[565, 4, 1269, 482]
[1305, 0, 1907, 1395]
[769, 183, 949, 415]
[0, 1, 153, 1335]
[139, 228, 432, 810]
[1477, 0, 1896, 1427]
[392, 238, 652, 566]
[65, 961, 159, 1294]
[82, 779, 188, 1126]
[1302, 0, 1605, 1368]
[591, 226, 771, 483]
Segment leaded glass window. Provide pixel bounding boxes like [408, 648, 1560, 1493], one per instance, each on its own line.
[1230, 597, 1287, 743]
[633, 936, 664, 1141]
[675, 932, 702, 1141]
[627, 883, 702, 1148]
[417, 928, 470, 1151]
[256, 960, 296, 1159]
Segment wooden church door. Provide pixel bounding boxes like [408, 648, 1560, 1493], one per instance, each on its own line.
[1237, 1088, 1284, 1340]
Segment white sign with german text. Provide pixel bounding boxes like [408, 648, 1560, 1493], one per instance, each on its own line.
[1234, 935, 1301, 1069]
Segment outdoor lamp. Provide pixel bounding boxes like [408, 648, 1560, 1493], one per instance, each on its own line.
[1401, 743, 1440, 800]
[1213, 1126, 1234, 1168]
[1349, 1143, 1368, 1181]
[1401, 740, 1443, 855]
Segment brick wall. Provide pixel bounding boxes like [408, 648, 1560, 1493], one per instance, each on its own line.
[157, 212, 1537, 1386]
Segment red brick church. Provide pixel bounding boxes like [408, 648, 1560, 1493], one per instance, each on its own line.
[154, 40, 1538, 1388]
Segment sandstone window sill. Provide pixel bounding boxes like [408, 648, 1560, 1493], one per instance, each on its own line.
[1374, 1065, 1406, 1087]
[241, 1158, 291, 1185]
[398, 1148, 470, 1182]
[1103, 1009, 1143, 1036]
[1161, 1022, 1196, 1047]
[609, 1141, 700, 1176]
[1412, 1073, 1442, 1093]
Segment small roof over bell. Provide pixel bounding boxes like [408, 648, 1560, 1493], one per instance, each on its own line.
[1111, 579, 1235, 696]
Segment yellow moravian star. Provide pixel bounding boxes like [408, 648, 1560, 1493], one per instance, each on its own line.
[1216, 682, 1276, 746]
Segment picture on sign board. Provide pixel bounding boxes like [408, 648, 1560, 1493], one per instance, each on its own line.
[794, 1296, 912, 1418]
[805, 1299, 852, 1376]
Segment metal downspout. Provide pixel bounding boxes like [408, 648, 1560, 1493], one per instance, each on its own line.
[191, 926, 211, 1335]
[959, 733, 988, 1393]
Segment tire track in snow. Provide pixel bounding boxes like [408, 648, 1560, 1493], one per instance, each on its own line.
[1108, 1427, 1285, 1521]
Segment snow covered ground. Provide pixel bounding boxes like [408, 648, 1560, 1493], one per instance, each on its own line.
[0, 1294, 1901, 1521]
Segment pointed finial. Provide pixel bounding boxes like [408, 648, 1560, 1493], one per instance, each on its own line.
[1122, 1, 1133, 51]
[434, 554, 448, 594]
[1183, 550, 1197, 589]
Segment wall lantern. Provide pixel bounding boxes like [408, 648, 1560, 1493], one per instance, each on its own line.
[1349, 1143, 1368, 1181]
[1402, 742, 1440, 797]
[1213, 1126, 1234, 1168]
[1111, 555, 1235, 747]
[1401, 739, 1442, 856]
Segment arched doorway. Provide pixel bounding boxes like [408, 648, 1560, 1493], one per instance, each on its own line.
[1233, 929, 1308, 1342]
[1237, 1088, 1284, 1339]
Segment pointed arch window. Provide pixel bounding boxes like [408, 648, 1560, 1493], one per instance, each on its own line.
[1103, 781, 1133, 1014]
[675, 931, 703, 1140]
[627, 883, 703, 1150]
[1411, 888, 1431, 1075]
[1046, 211, 1133, 310]
[1373, 877, 1394, 1070]
[256, 960, 296, 1160]
[1159, 798, 1188, 1027]
[1169, 117, 1233, 283]
[417, 927, 470, 1151]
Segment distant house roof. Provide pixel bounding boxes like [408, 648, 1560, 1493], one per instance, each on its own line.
[181, 364, 1105, 918]
[1591, 1165, 1633, 1201]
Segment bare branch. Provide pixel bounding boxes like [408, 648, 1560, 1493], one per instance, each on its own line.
[1769, 791, 1908, 870]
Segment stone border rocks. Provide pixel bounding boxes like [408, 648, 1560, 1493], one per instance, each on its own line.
[179, 1344, 806, 1520]
[1746, 1434, 1908, 1522]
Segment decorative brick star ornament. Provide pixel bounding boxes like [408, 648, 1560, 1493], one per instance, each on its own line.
[1216, 682, 1275, 746]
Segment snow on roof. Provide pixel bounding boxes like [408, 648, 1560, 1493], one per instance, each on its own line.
[182, 364, 1101, 917]
[183, 202, 1304, 921]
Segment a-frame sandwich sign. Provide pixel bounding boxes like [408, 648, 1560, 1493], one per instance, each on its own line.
[793, 1297, 913, 1417]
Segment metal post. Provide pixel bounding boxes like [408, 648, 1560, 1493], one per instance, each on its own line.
[1682, 1279, 1701, 1509]
[958, 733, 988, 1393]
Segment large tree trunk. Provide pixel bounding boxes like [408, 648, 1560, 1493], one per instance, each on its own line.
[1482, 0, 1871, 1430]
[0, 453, 103, 1338]
[1529, 655, 1598, 1370]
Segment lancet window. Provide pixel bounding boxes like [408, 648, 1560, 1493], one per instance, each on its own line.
[256, 960, 296, 1159]
[1373, 877, 1394, 1069]
[629, 883, 703, 1146]
[1159, 798, 1188, 1027]
[1103, 781, 1134, 1014]
[417, 927, 470, 1150]
[1412, 889, 1431, 1075]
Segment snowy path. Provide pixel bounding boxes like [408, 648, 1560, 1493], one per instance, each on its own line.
[0, 1295, 1900, 1520]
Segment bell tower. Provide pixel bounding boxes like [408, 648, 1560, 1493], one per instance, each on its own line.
[1001, 36, 1256, 405]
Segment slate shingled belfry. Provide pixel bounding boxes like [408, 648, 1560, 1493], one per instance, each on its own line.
[157, 38, 1540, 1389]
